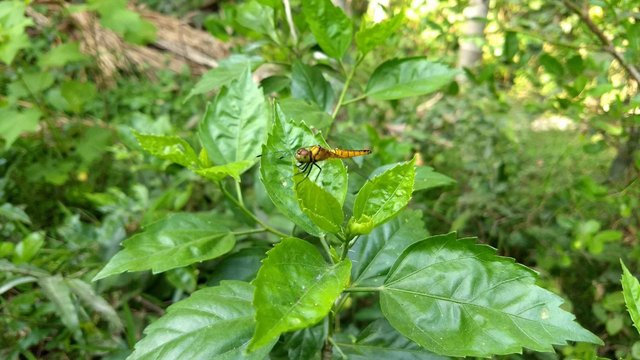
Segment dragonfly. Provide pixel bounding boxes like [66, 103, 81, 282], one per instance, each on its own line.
[259, 145, 372, 182]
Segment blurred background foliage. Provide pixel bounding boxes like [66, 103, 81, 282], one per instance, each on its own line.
[0, 0, 638, 358]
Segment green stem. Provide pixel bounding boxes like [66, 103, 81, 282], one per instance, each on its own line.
[343, 286, 383, 293]
[341, 94, 367, 106]
[233, 228, 271, 237]
[219, 185, 288, 238]
[328, 56, 364, 136]
[234, 181, 244, 207]
[319, 235, 335, 264]
[340, 242, 349, 261]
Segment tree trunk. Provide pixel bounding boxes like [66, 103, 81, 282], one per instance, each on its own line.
[457, 0, 490, 69]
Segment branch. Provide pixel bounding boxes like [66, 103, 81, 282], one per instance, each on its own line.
[562, 0, 640, 84]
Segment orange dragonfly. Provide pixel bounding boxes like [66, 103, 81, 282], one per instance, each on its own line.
[292, 145, 371, 181]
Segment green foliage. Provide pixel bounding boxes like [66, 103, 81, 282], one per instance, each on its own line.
[250, 238, 351, 350]
[621, 260, 640, 335]
[6, 0, 632, 358]
[381, 233, 602, 357]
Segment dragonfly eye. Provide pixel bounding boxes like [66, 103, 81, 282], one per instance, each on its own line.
[295, 148, 310, 162]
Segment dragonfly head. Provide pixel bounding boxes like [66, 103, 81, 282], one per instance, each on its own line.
[295, 147, 311, 163]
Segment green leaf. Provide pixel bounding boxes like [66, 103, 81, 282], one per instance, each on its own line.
[335, 319, 448, 360]
[291, 60, 335, 113]
[186, 55, 262, 100]
[0, 202, 31, 224]
[199, 67, 268, 167]
[0, 1, 33, 65]
[259, 104, 347, 236]
[67, 278, 123, 331]
[350, 210, 427, 287]
[539, 53, 564, 78]
[621, 260, 640, 336]
[236, 1, 278, 42]
[414, 166, 456, 192]
[134, 132, 199, 169]
[365, 58, 458, 100]
[249, 238, 351, 350]
[279, 97, 333, 130]
[12, 231, 45, 264]
[60, 80, 97, 113]
[93, 213, 235, 280]
[302, 0, 353, 59]
[38, 42, 90, 68]
[295, 177, 344, 233]
[380, 233, 603, 357]
[39, 275, 82, 340]
[8, 71, 55, 98]
[194, 160, 255, 182]
[350, 158, 415, 235]
[284, 325, 326, 360]
[355, 14, 404, 55]
[0, 108, 42, 150]
[128, 281, 276, 360]
[503, 31, 518, 62]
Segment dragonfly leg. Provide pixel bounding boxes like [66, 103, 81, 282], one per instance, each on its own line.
[312, 162, 322, 182]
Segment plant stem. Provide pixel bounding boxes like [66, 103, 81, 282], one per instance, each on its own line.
[234, 181, 244, 207]
[341, 94, 367, 106]
[282, 0, 298, 44]
[219, 185, 288, 238]
[233, 228, 271, 237]
[319, 235, 335, 264]
[328, 55, 364, 136]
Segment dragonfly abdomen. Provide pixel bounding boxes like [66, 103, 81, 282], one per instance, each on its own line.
[329, 148, 372, 159]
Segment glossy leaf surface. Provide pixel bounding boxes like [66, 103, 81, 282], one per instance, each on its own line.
[249, 238, 351, 350]
[302, 0, 353, 59]
[621, 260, 640, 335]
[93, 213, 234, 280]
[199, 67, 267, 166]
[350, 158, 415, 234]
[128, 281, 275, 360]
[134, 132, 199, 169]
[414, 166, 456, 192]
[260, 104, 347, 236]
[365, 58, 458, 100]
[291, 60, 335, 113]
[381, 233, 603, 357]
[279, 98, 333, 130]
[295, 178, 344, 233]
[350, 210, 427, 287]
[335, 319, 448, 360]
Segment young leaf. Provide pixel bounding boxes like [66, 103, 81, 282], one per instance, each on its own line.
[38, 42, 90, 68]
[355, 14, 404, 55]
[335, 319, 448, 360]
[199, 67, 268, 166]
[39, 275, 82, 340]
[621, 260, 640, 335]
[414, 166, 456, 192]
[302, 0, 353, 59]
[291, 60, 335, 113]
[0, 1, 32, 65]
[380, 233, 603, 357]
[350, 210, 427, 287]
[66, 278, 123, 331]
[349, 158, 415, 235]
[134, 132, 199, 169]
[365, 58, 458, 100]
[0, 108, 42, 150]
[236, 1, 278, 43]
[93, 213, 235, 280]
[128, 281, 276, 360]
[186, 55, 262, 100]
[194, 160, 255, 182]
[249, 238, 351, 350]
[260, 104, 347, 236]
[295, 177, 344, 233]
